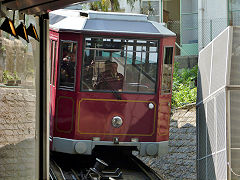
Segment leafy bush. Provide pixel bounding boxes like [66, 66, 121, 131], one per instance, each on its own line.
[171, 63, 198, 108]
[2, 70, 14, 83]
[2, 71, 19, 83]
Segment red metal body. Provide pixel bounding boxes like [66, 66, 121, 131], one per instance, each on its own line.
[49, 15, 176, 156]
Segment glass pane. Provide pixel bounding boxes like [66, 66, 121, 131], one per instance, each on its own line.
[161, 47, 173, 94]
[52, 41, 57, 86]
[81, 37, 158, 94]
[0, 14, 39, 179]
[59, 41, 77, 90]
[50, 40, 53, 84]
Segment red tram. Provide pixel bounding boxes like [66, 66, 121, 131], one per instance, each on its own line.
[49, 9, 176, 156]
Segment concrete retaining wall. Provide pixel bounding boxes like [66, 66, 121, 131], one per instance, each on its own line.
[0, 87, 36, 180]
[174, 55, 198, 69]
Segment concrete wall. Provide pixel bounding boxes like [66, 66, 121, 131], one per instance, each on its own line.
[0, 87, 36, 180]
[175, 55, 198, 69]
[141, 104, 196, 179]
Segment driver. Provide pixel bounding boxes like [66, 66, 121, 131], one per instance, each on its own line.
[95, 61, 124, 91]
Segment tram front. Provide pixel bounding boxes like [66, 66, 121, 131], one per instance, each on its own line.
[51, 10, 176, 156]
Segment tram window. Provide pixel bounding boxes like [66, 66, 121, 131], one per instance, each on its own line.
[81, 37, 158, 94]
[50, 40, 57, 85]
[59, 41, 77, 90]
[161, 47, 173, 94]
[52, 41, 57, 86]
[50, 40, 53, 84]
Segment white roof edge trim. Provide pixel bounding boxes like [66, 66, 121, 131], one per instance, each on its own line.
[49, 27, 176, 37]
[78, 29, 174, 36]
[78, 10, 147, 21]
[50, 9, 81, 17]
[50, 9, 148, 21]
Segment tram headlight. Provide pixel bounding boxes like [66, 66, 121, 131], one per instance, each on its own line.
[112, 116, 123, 128]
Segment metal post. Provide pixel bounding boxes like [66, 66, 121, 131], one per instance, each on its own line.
[39, 13, 49, 180]
[210, 19, 213, 42]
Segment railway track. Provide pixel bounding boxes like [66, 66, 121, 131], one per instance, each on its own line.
[50, 150, 163, 180]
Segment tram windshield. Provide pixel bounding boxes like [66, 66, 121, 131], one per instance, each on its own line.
[81, 37, 158, 94]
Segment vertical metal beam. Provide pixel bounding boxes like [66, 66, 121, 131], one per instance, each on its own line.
[39, 13, 49, 180]
[39, 14, 44, 180]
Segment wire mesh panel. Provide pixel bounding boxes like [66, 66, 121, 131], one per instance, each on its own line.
[230, 91, 240, 149]
[230, 27, 240, 85]
[197, 26, 229, 178]
[198, 103, 207, 159]
[197, 43, 212, 102]
[230, 90, 240, 148]
[215, 91, 227, 179]
[198, 159, 206, 180]
[207, 155, 216, 179]
[210, 28, 229, 94]
[216, 150, 227, 180]
[207, 99, 215, 156]
[197, 91, 227, 180]
[216, 91, 226, 152]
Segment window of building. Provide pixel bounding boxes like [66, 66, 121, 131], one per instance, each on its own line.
[81, 37, 159, 94]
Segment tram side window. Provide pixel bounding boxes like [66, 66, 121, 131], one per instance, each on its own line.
[161, 47, 173, 94]
[59, 41, 77, 90]
[50, 40, 57, 86]
[50, 40, 53, 85]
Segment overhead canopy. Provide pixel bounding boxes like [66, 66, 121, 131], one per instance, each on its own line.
[1, 0, 89, 15]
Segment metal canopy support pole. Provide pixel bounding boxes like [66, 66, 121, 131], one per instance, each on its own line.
[39, 13, 49, 180]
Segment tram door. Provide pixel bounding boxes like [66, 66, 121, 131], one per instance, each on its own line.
[49, 38, 58, 146]
[54, 38, 78, 137]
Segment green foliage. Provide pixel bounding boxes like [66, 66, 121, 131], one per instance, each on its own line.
[127, 0, 136, 10]
[171, 63, 198, 108]
[2, 70, 14, 83]
[13, 71, 19, 80]
[2, 71, 19, 83]
[89, 0, 119, 12]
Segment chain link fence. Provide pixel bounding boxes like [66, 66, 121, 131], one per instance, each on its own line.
[165, 17, 240, 56]
[199, 18, 228, 50]
[167, 19, 198, 56]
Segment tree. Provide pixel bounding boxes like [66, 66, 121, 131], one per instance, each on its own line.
[89, 0, 138, 12]
[89, 0, 119, 12]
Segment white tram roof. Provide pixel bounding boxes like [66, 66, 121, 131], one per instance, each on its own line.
[49, 9, 175, 36]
